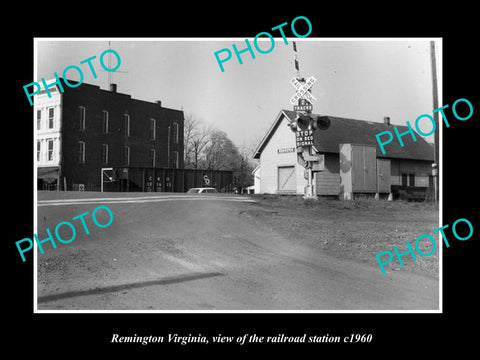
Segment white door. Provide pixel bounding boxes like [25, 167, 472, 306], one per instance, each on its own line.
[278, 166, 296, 193]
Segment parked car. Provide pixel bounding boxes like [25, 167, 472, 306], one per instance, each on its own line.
[187, 187, 218, 194]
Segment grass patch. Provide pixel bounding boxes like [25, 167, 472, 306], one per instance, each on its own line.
[252, 193, 437, 211]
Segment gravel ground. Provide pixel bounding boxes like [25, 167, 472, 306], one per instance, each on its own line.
[35, 192, 439, 310]
[244, 195, 440, 279]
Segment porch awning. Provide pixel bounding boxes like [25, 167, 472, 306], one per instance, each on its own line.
[37, 166, 59, 179]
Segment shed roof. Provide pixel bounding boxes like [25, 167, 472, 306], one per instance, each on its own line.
[253, 110, 434, 162]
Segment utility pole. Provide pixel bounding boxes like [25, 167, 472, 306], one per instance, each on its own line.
[293, 41, 312, 198]
[289, 41, 327, 199]
[101, 41, 128, 89]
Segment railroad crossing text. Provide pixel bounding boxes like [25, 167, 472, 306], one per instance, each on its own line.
[296, 129, 314, 147]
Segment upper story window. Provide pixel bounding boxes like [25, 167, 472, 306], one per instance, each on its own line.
[47, 139, 54, 161]
[173, 122, 179, 144]
[78, 141, 85, 164]
[102, 144, 109, 164]
[124, 114, 130, 137]
[102, 110, 109, 133]
[37, 141, 41, 162]
[149, 149, 155, 167]
[150, 118, 156, 140]
[123, 146, 130, 165]
[48, 108, 54, 129]
[37, 110, 41, 131]
[172, 151, 179, 169]
[79, 106, 86, 131]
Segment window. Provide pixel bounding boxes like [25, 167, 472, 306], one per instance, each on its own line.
[124, 114, 130, 137]
[102, 110, 109, 133]
[102, 144, 109, 164]
[149, 149, 155, 167]
[150, 118, 156, 140]
[172, 151, 179, 169]
[402, 173, 415, 186]
[47, 139, 54, 161]
[123, 146, 130, 165]
[409, 174, 415, 186]
[48, 108, 54, 129]
[79, 106, 86, 130]
[37, 141, 41, 162]
[78, 141, 85, 163]
[37, 110, 41, 130]
[173, 122, 179, 144]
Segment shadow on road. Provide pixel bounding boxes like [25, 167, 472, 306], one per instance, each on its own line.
[37, 271, 224, 304]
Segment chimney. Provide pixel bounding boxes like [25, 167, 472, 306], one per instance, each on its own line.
[383, 116, 390, 125]
[156, 100, 162, 107]
[110, 83, 117, 92]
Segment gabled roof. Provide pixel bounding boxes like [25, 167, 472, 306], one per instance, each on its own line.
[253, 110, 434, 161]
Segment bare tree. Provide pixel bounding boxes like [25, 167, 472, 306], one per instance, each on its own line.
[183, 115, 254, 190]
[202, 130, 240, 171]
[239, 136, 262, 166]
[183, 114, 198, 165]
[183, 114, 214, 169]
[201, 130, 254, 191]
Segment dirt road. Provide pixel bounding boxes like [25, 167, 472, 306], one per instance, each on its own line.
[36, 192, 439, 311]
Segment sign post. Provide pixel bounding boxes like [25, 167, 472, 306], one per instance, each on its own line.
[288, 42, 330, 199]
[289, 76, 319, 199]
[101, 167, 113, 193]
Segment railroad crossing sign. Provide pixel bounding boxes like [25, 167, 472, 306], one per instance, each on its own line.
[101, 167, 113, 192]
[296, 129, 314, 147]
[294, 98, 313, 112]
[290, 76, 317, 105]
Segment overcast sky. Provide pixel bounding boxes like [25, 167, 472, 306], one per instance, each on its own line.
[35, 38, 441, 150]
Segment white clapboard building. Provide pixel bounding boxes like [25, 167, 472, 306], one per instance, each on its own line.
[36, 86, 63, 190]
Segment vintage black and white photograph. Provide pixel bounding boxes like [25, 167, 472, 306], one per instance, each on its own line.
[32, 38, 442, 312]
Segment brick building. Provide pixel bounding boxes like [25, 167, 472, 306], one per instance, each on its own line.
[36, 79, 184, 191]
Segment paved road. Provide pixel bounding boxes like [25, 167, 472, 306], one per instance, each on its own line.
[36, 193, 439, 311]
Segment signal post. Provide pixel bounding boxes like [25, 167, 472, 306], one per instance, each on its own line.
[288, 76, 330, 199]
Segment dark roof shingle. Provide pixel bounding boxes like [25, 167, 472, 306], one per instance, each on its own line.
[281, 110, 434, 161]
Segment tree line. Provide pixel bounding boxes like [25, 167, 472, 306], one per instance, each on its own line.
[183, 114, 257, 192]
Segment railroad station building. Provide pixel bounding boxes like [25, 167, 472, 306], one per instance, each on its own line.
[253, 110, 435, 200]
[36, 79, 185, 191]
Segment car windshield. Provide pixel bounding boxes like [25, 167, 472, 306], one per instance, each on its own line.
[187, 189, 200, 193]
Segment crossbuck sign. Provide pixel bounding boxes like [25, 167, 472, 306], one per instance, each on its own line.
[290, 76, 317, 105]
